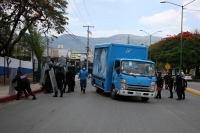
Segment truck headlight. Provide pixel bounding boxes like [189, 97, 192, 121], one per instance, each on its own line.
[148, 82, 155, 91]
[121, 79, 126, 89]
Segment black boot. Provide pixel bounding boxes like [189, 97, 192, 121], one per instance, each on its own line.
[83, 89, 85, 94]
[60, 92, 63, 97]
[53, 91, 58, 97]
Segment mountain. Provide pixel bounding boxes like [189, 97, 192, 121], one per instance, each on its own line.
[49, 34, 162, 50]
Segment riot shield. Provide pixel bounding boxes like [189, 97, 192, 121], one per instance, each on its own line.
[39, 63, 48, 86]
[9, 68, 18, 95]
[49, 69, 58, 93]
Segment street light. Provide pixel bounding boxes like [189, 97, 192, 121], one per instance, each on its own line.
[140, 30, 162, 60]
[161, 0, 195, 73]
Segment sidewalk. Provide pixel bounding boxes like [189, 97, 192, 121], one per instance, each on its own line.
[0, 83, 44, 104]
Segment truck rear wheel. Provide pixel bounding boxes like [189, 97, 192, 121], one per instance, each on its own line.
[141, 97, 149, 102]
[95, 87, 101, 93]
[111, 86, 117, 100]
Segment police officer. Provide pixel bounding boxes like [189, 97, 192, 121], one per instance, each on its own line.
[64, 66, 73, 93]
[176, 72, 182, 100]
[167, 72, 174, 98]
[155, 72, 163, 99]
[44, 63, 53, 93]
[12, 71, 36, 100]
[55, 66, 65, 97]
[71, 65, 76, 92]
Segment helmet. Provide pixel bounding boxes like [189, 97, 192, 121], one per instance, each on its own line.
[48, 61, 53, 67]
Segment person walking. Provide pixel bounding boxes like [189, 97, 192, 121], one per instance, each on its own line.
[64, 66, 73, 93]
[167, 72, 174, 98]
[78, 65, 88, 94]
[155, 72, 163, 99]
[176, 72, 182, 100]
[54, 66, 65, 97]
[71, 65, 76, 92]
[44, 63, 53, 94]
[181, 74, 187, 99]
[12, 71, 36, 100]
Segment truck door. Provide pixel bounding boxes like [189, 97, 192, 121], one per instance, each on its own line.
[113, 60, 121, 90]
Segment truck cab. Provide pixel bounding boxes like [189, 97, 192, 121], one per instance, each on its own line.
[111, 59, 156, 101]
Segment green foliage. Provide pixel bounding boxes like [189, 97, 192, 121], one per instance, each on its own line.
[151, 31, 200, 74]
[0, 0, 68, 56]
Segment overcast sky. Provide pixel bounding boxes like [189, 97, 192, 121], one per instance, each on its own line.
[55, 0, 200, 38]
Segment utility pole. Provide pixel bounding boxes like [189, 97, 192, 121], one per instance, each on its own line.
[127, 35, 130, 44]
[83, 25, 94, 70]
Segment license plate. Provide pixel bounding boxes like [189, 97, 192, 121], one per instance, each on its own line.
[136, 92, 141, 96]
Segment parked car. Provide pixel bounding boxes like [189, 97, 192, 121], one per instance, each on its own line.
[184, 74, 193, 81]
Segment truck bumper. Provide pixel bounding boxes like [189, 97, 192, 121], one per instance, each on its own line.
[117, 90, 156, 97]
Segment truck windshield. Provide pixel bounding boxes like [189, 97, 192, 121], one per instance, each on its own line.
[121, 60, 155, 77]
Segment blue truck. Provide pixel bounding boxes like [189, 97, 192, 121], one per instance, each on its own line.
[91, 43, 157, 101]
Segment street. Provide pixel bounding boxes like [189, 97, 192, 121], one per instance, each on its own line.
[0, 79, 200, 133]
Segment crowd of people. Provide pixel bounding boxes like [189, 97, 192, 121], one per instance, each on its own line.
[154, 71, 187, 100]
[12, 62, 89, 100]
[44, 63, 88, 97]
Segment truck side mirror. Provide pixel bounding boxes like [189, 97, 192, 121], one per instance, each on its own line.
[116, 67, 120, 74]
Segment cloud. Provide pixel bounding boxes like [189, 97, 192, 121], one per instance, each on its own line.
[139, 9, 181, 26]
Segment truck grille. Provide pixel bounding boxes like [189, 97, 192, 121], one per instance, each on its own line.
[127, 85, 149, 92]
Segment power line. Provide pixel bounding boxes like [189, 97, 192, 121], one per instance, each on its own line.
[72, 0, 87, 25]
[67, 0, 84, 26]
[82, 0, 101, 45]
[162, 10, 182, 32]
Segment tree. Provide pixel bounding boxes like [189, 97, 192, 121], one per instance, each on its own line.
[151, 31, 200, 74]
[0, 0, 68, 57]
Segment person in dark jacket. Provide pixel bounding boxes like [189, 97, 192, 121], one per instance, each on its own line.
[54, 66, 65, 97]
[64, 66, 74, 93]
[176, 72, 183, 100]
[167, 72, 174, 98]
[44, 64, 53, 93]
[155, 72, 163, 99]
[71, 65, 76, 92]
[12, 71, 36, 100]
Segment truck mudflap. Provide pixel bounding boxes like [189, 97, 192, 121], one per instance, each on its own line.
[117, 90, 156, 97]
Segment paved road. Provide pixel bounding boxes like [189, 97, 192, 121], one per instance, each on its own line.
[187, 81, 200, 91]
[0, 79, 200, 133]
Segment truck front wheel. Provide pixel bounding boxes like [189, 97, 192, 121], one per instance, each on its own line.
[111, 86, 117, 100]
[141, 97, 149, 102]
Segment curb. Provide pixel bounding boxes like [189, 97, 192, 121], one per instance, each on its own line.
[0, 88, 45, 104]
[186, 88, 200, 96]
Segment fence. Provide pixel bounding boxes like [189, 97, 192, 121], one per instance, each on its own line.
[0, 56, 44, 84]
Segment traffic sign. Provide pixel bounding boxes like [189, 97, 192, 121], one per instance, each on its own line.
[165, 63, 170, 70]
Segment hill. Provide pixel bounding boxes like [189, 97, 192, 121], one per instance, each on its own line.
[49, 34, 162, 50]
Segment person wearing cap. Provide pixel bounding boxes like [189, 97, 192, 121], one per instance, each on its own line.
[167, 72, 174, 98]
[12, 71, 36, 100]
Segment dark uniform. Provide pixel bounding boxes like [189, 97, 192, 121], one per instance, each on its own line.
[155, 72, 163, 99]
[64, 66, 74, 93]
[71, 66, 76, 92]
[164, 73, 169, 90]
[176, 73, 182, 100]
[55, 66, 65, 97]
[12, 71, 36, 100]
[167, 73, 174, 98]
[44, 65, 53, 93]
